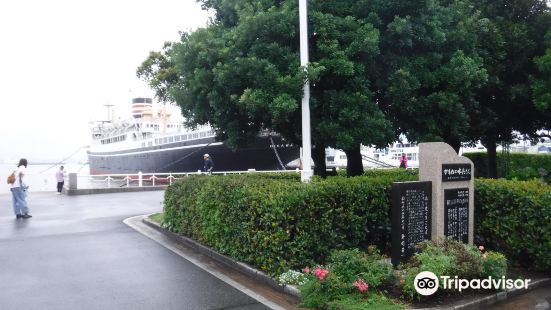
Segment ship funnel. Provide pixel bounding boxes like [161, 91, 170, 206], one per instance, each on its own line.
[132, 97, 153, 118]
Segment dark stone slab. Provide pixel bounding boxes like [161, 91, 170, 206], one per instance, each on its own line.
[442, 163, 472, 182]
[391, 181, 432, 266]
[444, 188, 470, 243]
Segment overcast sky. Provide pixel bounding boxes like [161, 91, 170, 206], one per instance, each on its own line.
[0, 0, 209, 162]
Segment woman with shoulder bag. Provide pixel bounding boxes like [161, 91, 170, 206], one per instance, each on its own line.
[10, 158, 32, 219]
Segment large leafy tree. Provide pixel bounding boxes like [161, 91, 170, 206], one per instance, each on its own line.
[139, 0, 394, 176]
[532, 30, 551, 136]
[468, 0, 551, 178]
[367, 0, 488, 153]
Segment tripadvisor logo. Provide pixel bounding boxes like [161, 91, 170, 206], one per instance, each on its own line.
[414, 271, 439, 296]
[414, 271, 532, 296]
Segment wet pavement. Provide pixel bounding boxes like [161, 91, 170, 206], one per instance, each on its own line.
[0, 191, 271, 310]
[486, 285, 551, 310]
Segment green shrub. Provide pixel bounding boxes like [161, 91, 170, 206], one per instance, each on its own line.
[362, 168, 419, 179]
[300, 270, 348, 308]
[475, 178, 551, 271]
[299, 248, 397, 309]
[163, 171, 417, 275]
[464, 152, 551, 183]
[327, 247, 393, 288]
[482, 251, 508, 279]
[399, 239, 507, 299]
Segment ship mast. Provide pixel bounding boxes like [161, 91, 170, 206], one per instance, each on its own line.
[103, 104, 114, 123]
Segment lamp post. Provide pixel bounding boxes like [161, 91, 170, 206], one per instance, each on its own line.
[299, 0, 313, 182]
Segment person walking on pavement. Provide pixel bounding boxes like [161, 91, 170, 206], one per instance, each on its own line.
[10, 158, 32, 219]
[55, 165, 65, 194]
[203, 154, 214, 174]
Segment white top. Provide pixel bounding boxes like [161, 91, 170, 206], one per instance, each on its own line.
[11, 165, 26, 188]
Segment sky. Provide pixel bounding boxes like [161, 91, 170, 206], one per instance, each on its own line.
[0, 0, 210, 162]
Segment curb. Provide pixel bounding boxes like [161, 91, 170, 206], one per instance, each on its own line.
[142, 217, 550, 310]
[142, 217, 301, 299]
[408, 278, 551, 310]
[450, 278, 551, 310]
[65, 186, 166, 196]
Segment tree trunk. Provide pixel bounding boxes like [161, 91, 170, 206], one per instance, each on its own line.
[482, 137, 498, 179]
[344, 145, 364, 177]
[444, 137, 462, 154]
[312, 143, 327, 177]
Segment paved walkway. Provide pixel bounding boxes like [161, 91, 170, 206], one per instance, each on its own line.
[0, 191, 276, 310]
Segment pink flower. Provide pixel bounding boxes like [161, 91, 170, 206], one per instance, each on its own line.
[303, 266, 310, 274]
[479, 245, 485, 252]
[313, 267, 329, 280]
[353, 279, 369, 292]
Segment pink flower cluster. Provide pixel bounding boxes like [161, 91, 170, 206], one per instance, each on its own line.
[313, 267, 330, 280]
[303, 266, 330, 280]
[353, 279, 369, 292]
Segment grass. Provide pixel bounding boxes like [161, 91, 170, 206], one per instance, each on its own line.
[149, 212, 164, 224]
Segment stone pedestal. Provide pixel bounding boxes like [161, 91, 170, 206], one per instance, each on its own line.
[68, 173, 78, 190]
[419, 142, 474, 245]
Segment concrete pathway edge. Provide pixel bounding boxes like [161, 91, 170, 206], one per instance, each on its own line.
[140, 216, 302, 299]
[124, 215, 290, 310]
[444, 278, 551, 310]
[135, 215, 551, 310]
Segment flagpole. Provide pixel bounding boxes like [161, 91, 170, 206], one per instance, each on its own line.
[299, 0, 313, 182]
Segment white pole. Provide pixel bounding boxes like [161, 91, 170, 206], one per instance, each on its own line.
[299, 0, 313, 182]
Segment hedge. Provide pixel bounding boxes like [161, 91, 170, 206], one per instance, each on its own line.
[464, 152, 551, 183]
[474, 178, 551, 271]
[163, 171, 416, 275]
[163, 170, 551, 276]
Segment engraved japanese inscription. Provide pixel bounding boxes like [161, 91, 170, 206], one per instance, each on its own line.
[444, 188, 469, 243]
[391, 181, 432, 266]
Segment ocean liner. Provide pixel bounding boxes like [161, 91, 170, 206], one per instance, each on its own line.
[87, 98, 299, 175]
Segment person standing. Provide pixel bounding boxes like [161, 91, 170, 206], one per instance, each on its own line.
[55, 166, 65, 194]
[203, 154, 214, 174]
[399, 153, 408, 169]
[10, 158, 32, 219]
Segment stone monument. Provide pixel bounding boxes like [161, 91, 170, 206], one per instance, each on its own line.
[391, 181, 432, 266]
[419, 142, 474, 245]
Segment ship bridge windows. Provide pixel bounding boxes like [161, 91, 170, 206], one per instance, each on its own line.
[192, 133, 199, 139]
[175, 135, 181, 142]
[100, 134, 126, 145]
[200, 132, 206, 138]
[148, 141, 153, 147]
[169, 136, 174, 143]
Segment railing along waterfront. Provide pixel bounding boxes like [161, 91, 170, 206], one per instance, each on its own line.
[67, 169, 301, 190]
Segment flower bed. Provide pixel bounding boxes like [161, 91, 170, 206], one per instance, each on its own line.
[279, 240, 507, 309]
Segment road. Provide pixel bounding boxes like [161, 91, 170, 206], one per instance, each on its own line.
[0, 191, 275, 310]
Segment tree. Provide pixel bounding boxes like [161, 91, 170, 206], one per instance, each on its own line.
[468, 0, 551, 178]
[139, 0, 394, 177]
[368, 0, 488, 153]
[532, 30, 551, 134]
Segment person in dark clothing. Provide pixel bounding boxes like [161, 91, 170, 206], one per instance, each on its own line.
[203, 154, 214, 174]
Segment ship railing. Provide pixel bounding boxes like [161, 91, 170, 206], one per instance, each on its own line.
[67, 169, 301, 190]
